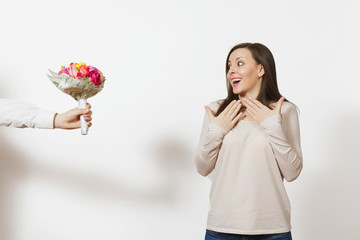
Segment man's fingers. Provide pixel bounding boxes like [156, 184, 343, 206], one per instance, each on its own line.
[83, 110, 92, 117]
[79, 108, 91, 116]
[84, 116, 92, 122]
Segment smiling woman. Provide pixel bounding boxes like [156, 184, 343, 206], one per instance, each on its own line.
[195, 43, 303, 240]
[216, 43, 287, 118]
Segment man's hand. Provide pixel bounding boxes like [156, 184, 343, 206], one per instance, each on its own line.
[54, 103, 92, 129]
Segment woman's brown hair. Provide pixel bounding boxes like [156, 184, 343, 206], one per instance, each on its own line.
[215, 42, 292, 116]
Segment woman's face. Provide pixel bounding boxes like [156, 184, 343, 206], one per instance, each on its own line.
[227, 48, 264, 98]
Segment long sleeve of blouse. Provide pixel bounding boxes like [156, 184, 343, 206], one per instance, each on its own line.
[194, 110, 228, 176]
[260, 104, 303, 182]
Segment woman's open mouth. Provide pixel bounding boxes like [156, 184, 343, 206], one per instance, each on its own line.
[232, 78, 241, 87]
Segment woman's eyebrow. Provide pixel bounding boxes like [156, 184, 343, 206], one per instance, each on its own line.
[228, 56, 246, 64]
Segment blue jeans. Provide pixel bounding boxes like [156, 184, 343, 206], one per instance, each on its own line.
[205, 229, 292, 240]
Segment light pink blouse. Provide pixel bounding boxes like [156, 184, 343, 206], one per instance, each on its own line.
[195, 99, 303, 235]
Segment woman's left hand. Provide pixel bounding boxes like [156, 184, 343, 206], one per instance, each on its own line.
[242, 96, 285, 125]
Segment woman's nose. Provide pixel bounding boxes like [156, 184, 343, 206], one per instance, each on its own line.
[228, 65, 235, 74]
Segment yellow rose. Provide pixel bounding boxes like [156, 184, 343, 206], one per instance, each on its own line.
[75, 62, 86, 71]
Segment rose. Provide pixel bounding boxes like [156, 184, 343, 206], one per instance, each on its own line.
[75, 65, 89, 78]
[58, 63, 104, 84]
[79, 65, 89, 77]
[87, 66, 104, 85]
[98, 70, 104, 82]
[58, 67, 70, 75]
[60, 63, 88, 79]
[76, 62, 86, 71]
[88, 69, 102, 85]
[76, 71, 85, 78]
[87, 66, 98, 72]
[68, 63, 78, 78]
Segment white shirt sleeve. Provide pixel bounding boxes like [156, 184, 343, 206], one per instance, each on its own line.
[0, 98, 56, 129]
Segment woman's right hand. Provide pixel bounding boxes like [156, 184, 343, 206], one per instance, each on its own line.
[204, 100, 243, 133]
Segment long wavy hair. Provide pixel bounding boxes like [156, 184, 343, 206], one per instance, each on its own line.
[215, 43, 291, 116]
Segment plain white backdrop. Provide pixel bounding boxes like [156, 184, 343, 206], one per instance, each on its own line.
[0, 0, 359, 239]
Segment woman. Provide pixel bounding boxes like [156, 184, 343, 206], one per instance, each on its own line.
[195, 43, 303, 240]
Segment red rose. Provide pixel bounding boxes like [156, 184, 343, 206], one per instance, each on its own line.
[88, 70, 102, 85]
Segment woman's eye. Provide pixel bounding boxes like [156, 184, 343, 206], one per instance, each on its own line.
[237, 62, 244, 66]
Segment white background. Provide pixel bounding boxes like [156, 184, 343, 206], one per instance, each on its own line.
[0, 0, 359, 239]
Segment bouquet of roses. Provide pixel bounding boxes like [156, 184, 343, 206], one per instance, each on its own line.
[48, 62, 105, 135]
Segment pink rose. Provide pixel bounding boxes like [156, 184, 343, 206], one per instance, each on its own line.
[68, 63, 78, 78]
[58, 68, 69, 75]
[86, 66, 104, 85]
[88, 70, 102, 85]
[87, 66, 98, 72]
[77, 71, 85, 78]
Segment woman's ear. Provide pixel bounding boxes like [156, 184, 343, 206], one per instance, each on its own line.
[258, 64, 265, 78]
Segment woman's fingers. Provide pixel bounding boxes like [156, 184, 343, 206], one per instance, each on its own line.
[229, 102, 242, 120]
[232, 111, 244, 125]
[243, 99, 259, 120]
[243, 98, 259, 112]
[245, 106, 256, 119]
[227, 100, 241, 118]
[249, 97, 264, 110]
[208, 100, 243, 132]
[220, 100, 237, 117]
[224, 100, 241, 118]
[204, 105, 215, 121]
